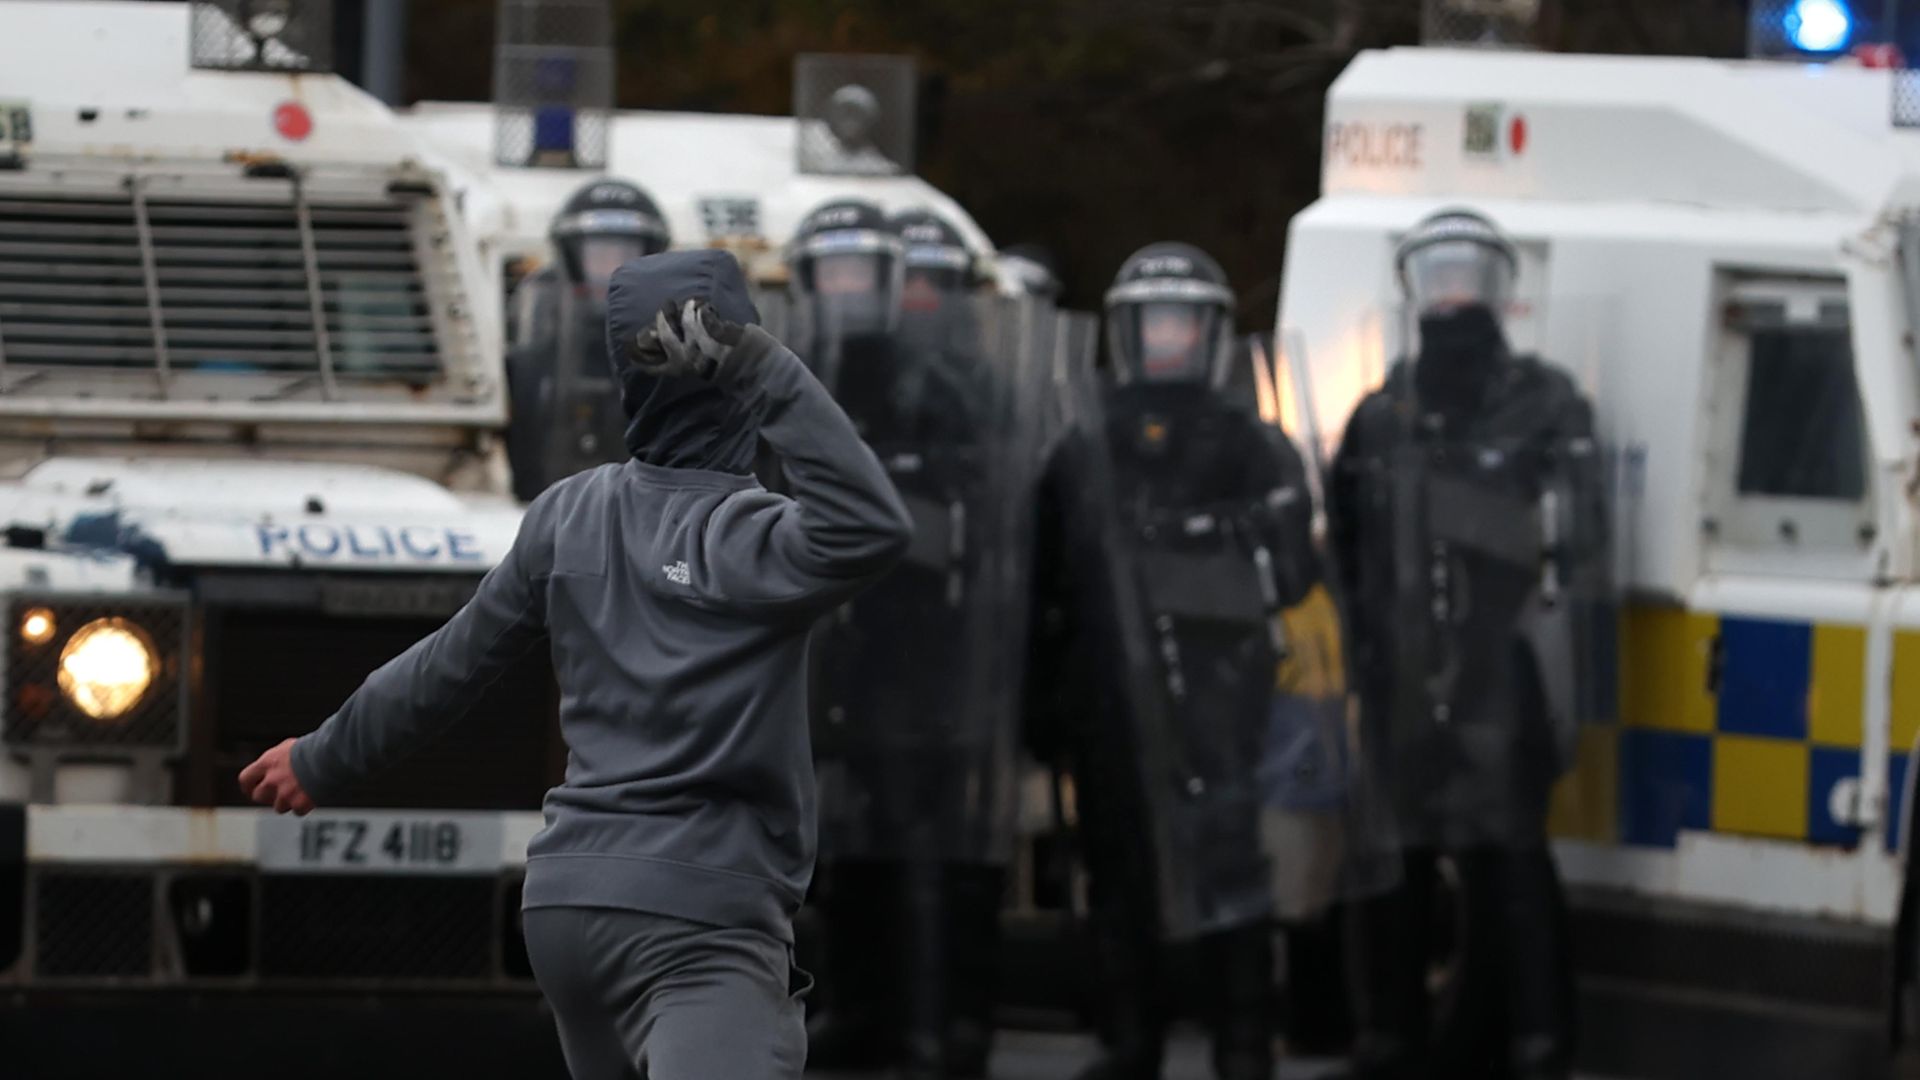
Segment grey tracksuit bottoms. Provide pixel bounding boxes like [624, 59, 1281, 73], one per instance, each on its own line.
[525, 906, 811, 1079]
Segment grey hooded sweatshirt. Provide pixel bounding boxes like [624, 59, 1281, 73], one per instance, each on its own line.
[291, 250, 913, 942]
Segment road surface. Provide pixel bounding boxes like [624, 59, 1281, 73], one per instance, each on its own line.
[812, 1030, 1622, 1079]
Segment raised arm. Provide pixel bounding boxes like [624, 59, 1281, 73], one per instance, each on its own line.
[663, 302, 913, 617]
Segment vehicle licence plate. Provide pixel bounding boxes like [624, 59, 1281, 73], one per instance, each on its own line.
[256, 811, 504, 875]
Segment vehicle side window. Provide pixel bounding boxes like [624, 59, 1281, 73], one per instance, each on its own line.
[1705, 279, 1873, 580]
[1735, 325, 1865, 501]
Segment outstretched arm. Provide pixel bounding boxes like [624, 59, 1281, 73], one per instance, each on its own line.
[240, 503, 552, 813]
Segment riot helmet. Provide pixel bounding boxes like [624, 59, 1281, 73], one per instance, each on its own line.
[1395, 208, 1517, 372]
[550, 178, 672, 296]
[1103, 242, 1235, 386]
[788, 198, 904, 337]
[997, 243, 1061, 300]
[892, 208, 974, 314]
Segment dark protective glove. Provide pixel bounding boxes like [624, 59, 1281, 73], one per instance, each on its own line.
[630, 298, 747, 380]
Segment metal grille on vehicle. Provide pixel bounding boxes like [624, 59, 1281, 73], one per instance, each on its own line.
[1422, 0, 1539, 49]
[189, 0, 336, 74]
[0, 183, 442, 391]
[3, 595, 190, 752]
[259, 875, 495, 980]
[205, 607, 560, 811]
[1897, 69, 1920, 129]
[13, 869, 534, 985]
[33, 870, 154, 979]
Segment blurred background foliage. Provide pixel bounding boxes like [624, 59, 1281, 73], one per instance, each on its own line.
[404, 0, 1750, 318]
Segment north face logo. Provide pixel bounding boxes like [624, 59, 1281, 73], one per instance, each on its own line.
[663, 561, 691, 586]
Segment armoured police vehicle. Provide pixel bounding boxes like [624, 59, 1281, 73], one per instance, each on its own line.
[1277, 8, 1920, 1076]
[0, 2, 568, 1052]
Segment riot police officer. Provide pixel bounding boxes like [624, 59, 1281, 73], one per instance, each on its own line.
[505, 177, 671, 501]
[795, 201, 1030, 1079]
[1027, 243, 1322, 1080]
[1328, 209, 1607, 1080]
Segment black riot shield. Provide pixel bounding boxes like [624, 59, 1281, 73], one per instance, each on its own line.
[1319, 306, 1616, 852]
[804, 292, 1052, 868]
[504, 274, 626, 500]
[1055, 333, 1386, 941]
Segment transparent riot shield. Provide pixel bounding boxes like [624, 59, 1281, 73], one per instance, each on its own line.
[503, 268, 558, 500]
[1285, 294, 1618, 853]
[553, 284, 628, 471]
[1528, 294, 1621, 767]
[806, 291, 1054, 868]
[1242, 333, 1403, 920]
[1224, 332, 1272, 417]
[504, 274, 626, 500]
[747, 289, 796, 489]
[751, 287, 796, 346]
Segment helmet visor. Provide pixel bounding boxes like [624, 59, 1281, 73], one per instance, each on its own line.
[802, 252, 897, 338]
[809, 252, 884, 297]
[1115, 301, 1218, 384]
[1402, 239, 1514, 318]
[580, 236, 651, 294]
[902, 267, 964, 313]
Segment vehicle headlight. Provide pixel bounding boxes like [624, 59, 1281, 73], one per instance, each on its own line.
[18, 607, 55, 646]
[57, 618, 158, 722]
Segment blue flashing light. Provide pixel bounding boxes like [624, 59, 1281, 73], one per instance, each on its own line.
[1785, 0, 1853, 54]
[533, 106, 577, 156]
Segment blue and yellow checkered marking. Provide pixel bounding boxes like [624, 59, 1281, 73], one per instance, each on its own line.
[1717, 619, 1810, 740]
[1549, 606, 1915, 853]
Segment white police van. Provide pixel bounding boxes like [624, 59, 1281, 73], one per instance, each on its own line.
[1277, 13, 1920, 1076]
[0, 5, 561, 1056]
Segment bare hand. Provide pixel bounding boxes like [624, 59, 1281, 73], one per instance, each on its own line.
[238, 738, 316, 815]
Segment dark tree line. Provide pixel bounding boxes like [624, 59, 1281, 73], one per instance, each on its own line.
[404, 0, 1748, 318]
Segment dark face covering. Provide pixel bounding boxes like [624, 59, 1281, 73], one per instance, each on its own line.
[1415, 303, 1509, 419]
[604, 251, 765, 474]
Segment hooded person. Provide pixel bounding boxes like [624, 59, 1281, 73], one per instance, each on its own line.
[238, 249, 914, 1080]
[606, 251, 768, 474]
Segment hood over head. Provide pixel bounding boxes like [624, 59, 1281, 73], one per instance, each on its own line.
[605, 250, 765, 473]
